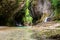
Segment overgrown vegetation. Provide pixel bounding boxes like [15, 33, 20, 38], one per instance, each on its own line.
[23, 0, 33, 26]
[51, 0, 60, 20]
[0, 0, 60, 26]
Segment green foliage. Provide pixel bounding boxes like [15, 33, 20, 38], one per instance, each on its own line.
[51, 0, 60, 20]
[25, 0, 30, 8]
[51, 0, 58, 7]
[23, 0, 33, 25]
[23, 8, 33, 23]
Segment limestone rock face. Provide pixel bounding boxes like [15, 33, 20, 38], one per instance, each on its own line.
[31, 0, 53, 23]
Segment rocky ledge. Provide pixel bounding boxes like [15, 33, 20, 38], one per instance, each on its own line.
[0, 27, 60, 40]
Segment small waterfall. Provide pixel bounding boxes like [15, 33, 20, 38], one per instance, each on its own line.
[44, 13, 54, 22]
[15, 21, 23, 26]
[43, 0, 52, 22]
[16, 23, 22, 26]
[44, 17, 48, 22]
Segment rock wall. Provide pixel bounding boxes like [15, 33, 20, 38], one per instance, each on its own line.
[31, 0, 53, 23]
